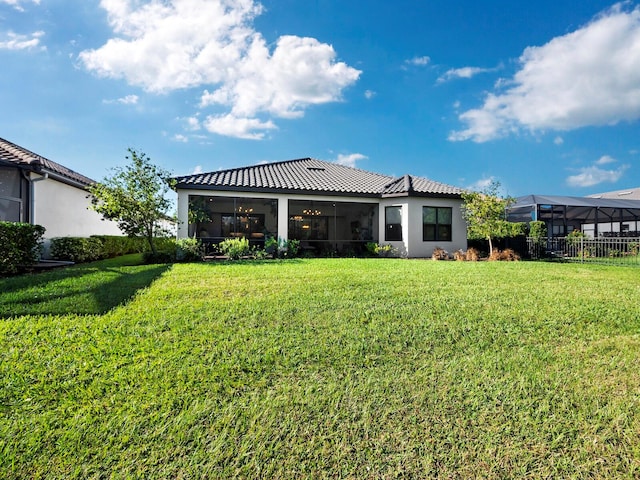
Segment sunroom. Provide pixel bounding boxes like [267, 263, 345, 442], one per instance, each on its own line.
[186, 193, 379, 255]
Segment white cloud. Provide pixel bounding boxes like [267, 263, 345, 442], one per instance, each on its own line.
[450, 4, 640, 142]
[191, 165, 203, 174]
[0, 30, 44, 50]
[364, 89, 376, 99]
[79, 0, 360, 140]
[554, 136, 564, 145]
[119, 94, 138, 104]
[566, 156, 629, 187]
[567, 165, 629, 187]
[335, 153, 367, 168]
[185, 116, 201, 131]
[437, 66, 494, 83]
[467, 176, 497, 192]
[117, 94, 138, 104]
[173, 134, 188, 142]
[102, 94, 139, 104]
[0, 0, 40, 11]
[203, 113, 276, 140]
[595, 154, 616, 165]
[405, 55, 430, 66]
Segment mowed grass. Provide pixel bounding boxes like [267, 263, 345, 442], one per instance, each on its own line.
[1, 258, 640, 478]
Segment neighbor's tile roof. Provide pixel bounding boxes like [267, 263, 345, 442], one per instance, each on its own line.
[0, 137, 95, 187]
[175, 158, 462, 197]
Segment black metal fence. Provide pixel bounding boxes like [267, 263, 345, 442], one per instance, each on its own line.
[526, 237, 640, 266]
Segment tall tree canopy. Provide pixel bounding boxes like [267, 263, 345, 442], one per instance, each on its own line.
[461, 180, 520, 255]
[88, 149, 175, 255]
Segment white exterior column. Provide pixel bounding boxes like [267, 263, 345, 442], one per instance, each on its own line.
[177, 190, 190, 239]
[277, 196, 288, 240]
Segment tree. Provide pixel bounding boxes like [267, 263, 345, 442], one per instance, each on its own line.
[461, 180, 519, 255]
[88, 149, 175, 256]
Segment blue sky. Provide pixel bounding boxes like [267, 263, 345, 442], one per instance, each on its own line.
[1, 0, 639, 197]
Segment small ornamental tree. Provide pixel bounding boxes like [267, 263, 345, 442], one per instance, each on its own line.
[88, 149, 175, 256]
[462, 180, 519, 255]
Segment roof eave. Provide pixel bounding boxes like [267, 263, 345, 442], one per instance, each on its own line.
[175, 183, 382, 198]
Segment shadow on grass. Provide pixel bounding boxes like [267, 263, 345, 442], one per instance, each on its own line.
[0, 256, 172, 318]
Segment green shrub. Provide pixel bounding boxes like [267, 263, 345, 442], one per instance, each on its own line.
[0, 221, 46, 275]
[251, 247, 271, 260]
[265, 237, 300, 259]
[91, 235, 141, 257]
[219, 237, 251, 260]
[365, 242, 395, 257]
[50, 237, 104, 263]
[528, 221, 547, 243]
[175, 238, 204, 262]
[281, 238, 300, 258]
[566, 229, 587, 246]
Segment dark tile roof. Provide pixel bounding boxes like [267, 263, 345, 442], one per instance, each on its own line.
[175, 158, 462, 198]
[381, 174, 463, 196]
[0, 137, 95, 187]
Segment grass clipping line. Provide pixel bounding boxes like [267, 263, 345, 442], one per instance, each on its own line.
[1, 258, 640, 478]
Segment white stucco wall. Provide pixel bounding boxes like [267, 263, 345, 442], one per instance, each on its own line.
[379, 196, 467, 258]
[378, 199, 409, 257]
[405, 197, 467, 258]
[32, 174, 122, 239]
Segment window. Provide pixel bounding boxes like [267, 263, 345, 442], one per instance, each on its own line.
[385, 206, 402, 241]
[0, 167, 25, 222]
[423, 206, 452, 241]
[221, 213, 265, 238]
[288, 215, 328, 240]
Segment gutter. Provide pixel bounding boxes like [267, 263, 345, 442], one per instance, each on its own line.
[28, 171, 49, 225]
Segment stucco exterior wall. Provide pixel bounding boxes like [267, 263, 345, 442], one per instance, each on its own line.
[405, 197, 467, 258]
[378, 196, 466, 258]
[32, 174, 122, 239]
[378, 198, 409, 257]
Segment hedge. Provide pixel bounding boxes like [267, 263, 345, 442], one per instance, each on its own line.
[50, 236, 181, 263]
[0, 222, 45, 275]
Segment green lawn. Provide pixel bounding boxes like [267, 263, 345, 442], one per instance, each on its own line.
[1, 258, 639, 478]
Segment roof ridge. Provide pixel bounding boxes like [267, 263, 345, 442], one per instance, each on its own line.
[176, 157, 396, 182]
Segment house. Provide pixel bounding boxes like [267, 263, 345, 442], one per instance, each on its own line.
[174, 158, 467, 258]
[507, 194, 640, 237]
[0, 137, 122, 246]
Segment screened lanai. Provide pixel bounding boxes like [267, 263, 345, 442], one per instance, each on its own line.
[507, 194, 640, 237]
[187, 194, 379, 255]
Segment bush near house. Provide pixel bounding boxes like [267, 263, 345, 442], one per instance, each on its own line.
[0, 221, 45, 275]
[50, 237, 104, 263]
[50, 236, 190, 264]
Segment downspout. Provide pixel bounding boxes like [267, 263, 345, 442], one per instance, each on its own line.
[29, 171, 49, 225]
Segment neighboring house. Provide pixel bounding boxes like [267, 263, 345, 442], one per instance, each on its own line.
[588, 187, 640, 201]
[0, 137, 122, 247]
[507, 194, 640, 237]
[174, 158, 466, 258]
